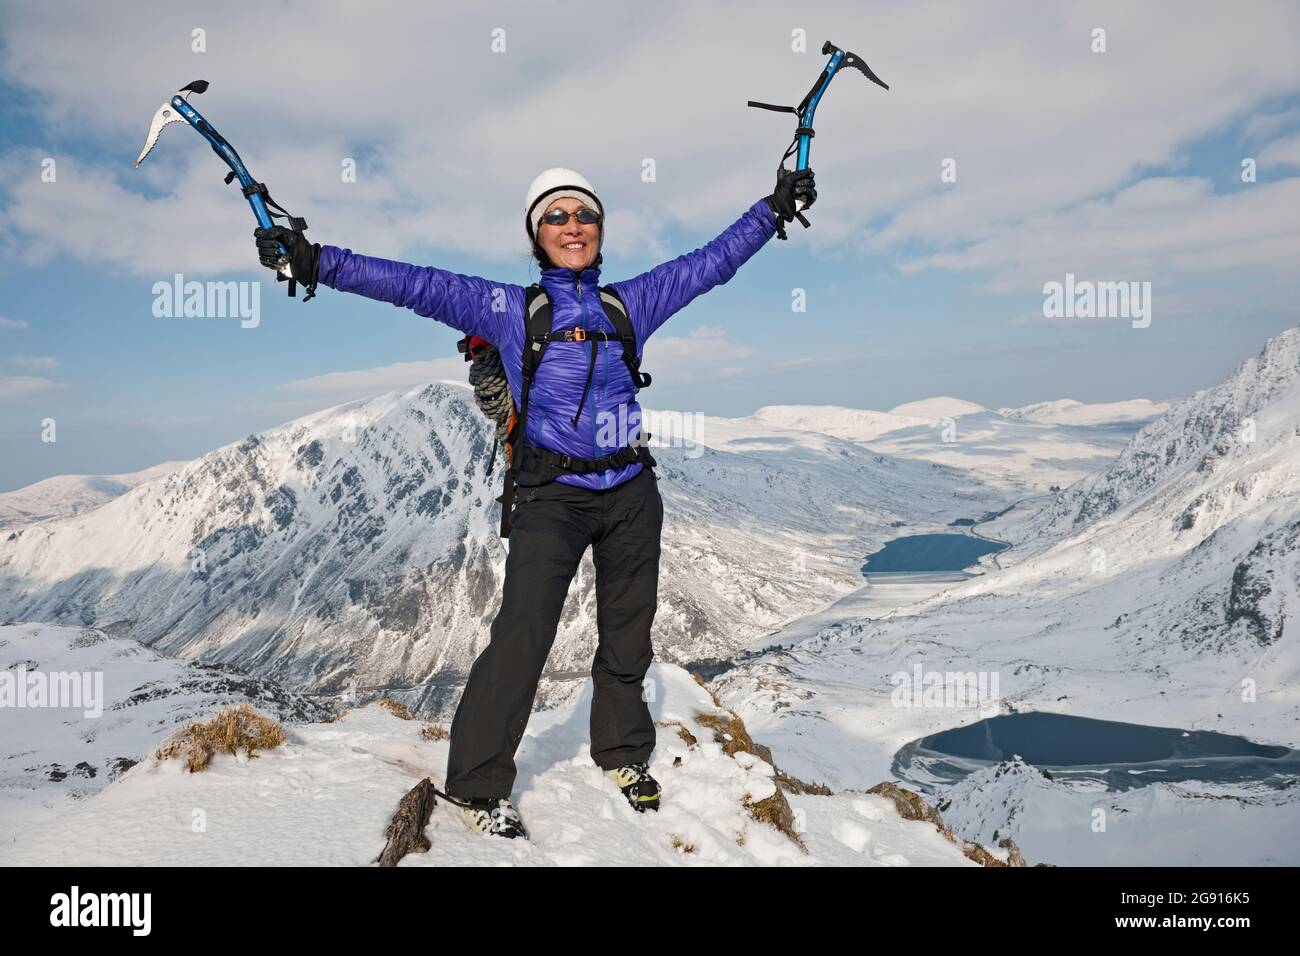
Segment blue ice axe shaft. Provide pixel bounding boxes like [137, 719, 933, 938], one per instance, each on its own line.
[748, 41, 889, 229]
[170, 93, 276, 231]
[135, 80, 310, 296]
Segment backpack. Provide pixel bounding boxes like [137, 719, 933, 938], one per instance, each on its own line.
[456, 283, 654, 537]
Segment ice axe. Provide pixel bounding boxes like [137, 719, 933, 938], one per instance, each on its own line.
[748, 41, 888, 237]
[135, 79, 314, 299]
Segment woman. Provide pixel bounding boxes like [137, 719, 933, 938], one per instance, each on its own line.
[255, 165, 816, 839]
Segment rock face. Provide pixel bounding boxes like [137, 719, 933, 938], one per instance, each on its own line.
[866, 781, 1039, 867]
[0, 383, 1005, 714]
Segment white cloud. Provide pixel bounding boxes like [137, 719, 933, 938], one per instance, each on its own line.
[0, 2, 1294, 287]
[1259, 131, 1300, 169]
[1244, 107, 1300, 142]
[277, 358, 468, 396]
[6, 355, 60, 370]
[900, 176, 1300, 307]
[0, 0, 1298, 321]
[0, 375, 64, 401]
[644, 325, 756, 384]
[0, 316, 29, 331]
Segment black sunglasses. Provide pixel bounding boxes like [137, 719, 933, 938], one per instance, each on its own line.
[541, 207, 602, 227]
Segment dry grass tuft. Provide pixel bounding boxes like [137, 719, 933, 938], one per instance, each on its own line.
[155, 702, 285, 773]
[377, 697, 416, 721]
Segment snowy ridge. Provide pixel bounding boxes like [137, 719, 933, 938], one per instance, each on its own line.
[999, 398, 1170, 427]
[889, 397, 987, 419]
[1033, 328, 1300, 538]
[0, 460, 188, 530]
[0, 660, 983, 867]
[750, 398, 1148, 494]
[748, 404, 929, 442]
[862, 409, 1143, 493]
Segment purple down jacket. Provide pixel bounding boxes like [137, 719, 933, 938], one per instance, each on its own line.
[316, 198, 778, 491]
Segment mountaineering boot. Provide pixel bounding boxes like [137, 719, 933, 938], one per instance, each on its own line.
[605, 762, 660, 812]
[458, 796, 528, 839]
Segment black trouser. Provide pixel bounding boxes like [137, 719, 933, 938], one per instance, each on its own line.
[445, 466, 663, 798]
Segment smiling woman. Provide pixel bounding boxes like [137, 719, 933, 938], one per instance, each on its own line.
[523, 167, 605, 271]
[252, 158, 815, 840]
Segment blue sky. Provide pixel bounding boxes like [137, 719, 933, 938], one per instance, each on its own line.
[2, 0, 1299, 490]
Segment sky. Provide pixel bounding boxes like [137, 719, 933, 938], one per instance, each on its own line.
[1, 0, 1299, 490]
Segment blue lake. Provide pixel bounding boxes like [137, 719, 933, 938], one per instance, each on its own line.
[893, 711, 1300, 793]
[862, 532, 1007, 574]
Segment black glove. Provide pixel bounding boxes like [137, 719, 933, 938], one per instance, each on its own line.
[254, 225, 320, 291]
[765, 167, 817, 237]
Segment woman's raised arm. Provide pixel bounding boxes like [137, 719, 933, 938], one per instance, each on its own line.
[607, 169, 815, 342]
[254, 226, 519, 344]
[317, 245, 518, 343]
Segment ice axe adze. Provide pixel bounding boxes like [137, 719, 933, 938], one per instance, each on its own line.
[748, 41, 888, 238]
[135, 79, 315, 299]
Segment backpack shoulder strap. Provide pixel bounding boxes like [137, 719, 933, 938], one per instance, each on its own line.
[522, 284, 553, 379]
[499, 284, 556, 537]
[599, 285, 652, 390]
[511, 284, 553, 448]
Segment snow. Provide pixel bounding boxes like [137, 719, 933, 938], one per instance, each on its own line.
[4, 326, 1296, 866]
[889, 396, 987, 419]
[0, 460, 188, 529]
[0, 660, 974, 867]
[748, 404, 929, 442]
[0, 386, 1015, 712]
[745, 399, 1149, 494]
[0, 622, 330, 843]
[862, 410, 1142, 492]
[713, 327, 1300, 865]
[999, 398, 1171, 426]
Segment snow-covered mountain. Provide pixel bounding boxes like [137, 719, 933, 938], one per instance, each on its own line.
[752, 397, 1149, 493]
[0, 460, 188, 530]
[749, 404, 929, 442]
[889, 397, 987, 419]
[999, 398, 1170, 427]
[0, 384, 1010, 716]
[1029, 328, 1300, 542]
[0, 622, 329, 842]
[863, 409, 1143, 492]
[713, 327, 1300, 865]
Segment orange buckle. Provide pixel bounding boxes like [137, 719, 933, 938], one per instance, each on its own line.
[572, 327, 586, 342]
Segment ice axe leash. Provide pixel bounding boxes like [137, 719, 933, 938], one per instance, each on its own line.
[134, 80, 316, 300]
[748, 41, 888, 239]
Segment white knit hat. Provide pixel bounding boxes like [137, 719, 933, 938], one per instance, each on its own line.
[524, 167, 604, 243]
